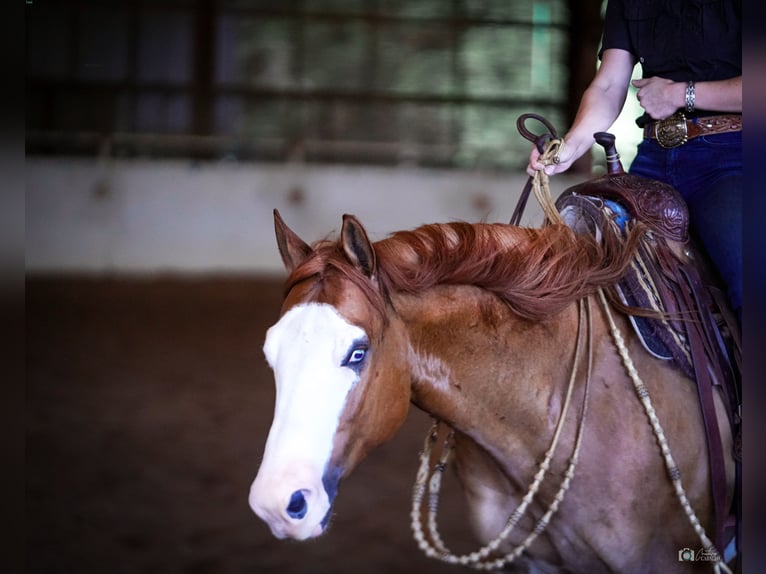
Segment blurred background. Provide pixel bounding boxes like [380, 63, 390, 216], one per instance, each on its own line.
[26, 1, 643, 573]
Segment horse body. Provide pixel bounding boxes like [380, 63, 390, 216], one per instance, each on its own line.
[249, 212, 733, 573]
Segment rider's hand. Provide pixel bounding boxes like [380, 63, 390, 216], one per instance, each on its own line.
[526, 140, 574, 177]
[631, 77, 685, 120]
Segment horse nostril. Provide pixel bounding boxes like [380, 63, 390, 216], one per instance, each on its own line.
[286, 490, 308, 520]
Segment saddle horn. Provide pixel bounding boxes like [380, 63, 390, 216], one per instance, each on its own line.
[593, 131, 624, 175]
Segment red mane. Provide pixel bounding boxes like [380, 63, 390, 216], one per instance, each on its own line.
[285, 221, 643, 321]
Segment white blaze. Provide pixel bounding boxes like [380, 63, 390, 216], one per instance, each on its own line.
[249, 303, 366, 539]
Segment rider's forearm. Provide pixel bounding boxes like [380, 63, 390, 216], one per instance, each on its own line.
[563, 84, 628, 162]
[560, 49, 635, 166]
[692, 76, 742, 113]
[527, 49, 634, 175]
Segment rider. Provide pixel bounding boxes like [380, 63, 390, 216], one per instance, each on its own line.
[527, 0, 742, 325]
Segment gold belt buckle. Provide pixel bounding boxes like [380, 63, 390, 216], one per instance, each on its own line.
[654, 112, 688, 148]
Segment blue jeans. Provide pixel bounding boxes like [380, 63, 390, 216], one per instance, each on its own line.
[629, 132, 742, 320]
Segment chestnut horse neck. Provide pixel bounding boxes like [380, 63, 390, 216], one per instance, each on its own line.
[404, 287, 732, 574]
[410, 297, 594, 571]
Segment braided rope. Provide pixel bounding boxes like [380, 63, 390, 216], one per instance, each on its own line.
[596, 288, 732, 574]
[410, 299, 592, 570]
[533, 139, 565, 225]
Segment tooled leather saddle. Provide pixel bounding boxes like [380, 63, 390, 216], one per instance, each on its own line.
[514, 129, 741, 561]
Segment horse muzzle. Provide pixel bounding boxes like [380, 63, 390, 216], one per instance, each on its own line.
[249, 469, 336, 540]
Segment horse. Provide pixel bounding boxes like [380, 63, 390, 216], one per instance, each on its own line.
[248, 209, 735, 573]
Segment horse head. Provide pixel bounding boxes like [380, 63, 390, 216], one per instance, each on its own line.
[249, 211, 411, 540]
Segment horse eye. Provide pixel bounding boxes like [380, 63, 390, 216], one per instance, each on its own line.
[343, 346, 368, 366]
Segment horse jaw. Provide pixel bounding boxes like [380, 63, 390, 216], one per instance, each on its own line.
[249, 303, 366, 540]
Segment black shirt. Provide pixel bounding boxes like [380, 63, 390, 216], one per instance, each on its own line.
[600, 0, 741, 123]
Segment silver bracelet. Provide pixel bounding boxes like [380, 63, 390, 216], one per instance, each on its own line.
[685, 81, 695, 113]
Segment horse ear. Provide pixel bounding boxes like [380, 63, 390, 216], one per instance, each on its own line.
[341, 214, 376, 279]
[273, 209, 312, 273]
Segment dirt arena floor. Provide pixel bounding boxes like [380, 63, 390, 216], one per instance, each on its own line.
[27, 277, 480, 574]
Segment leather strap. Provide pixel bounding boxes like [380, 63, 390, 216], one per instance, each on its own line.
[510, 176, 533, 226]
[675, 262, 731, 554]
[644, 114, 742, 142]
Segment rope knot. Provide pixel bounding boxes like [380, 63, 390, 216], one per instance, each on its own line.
[539, 138, 564, 167]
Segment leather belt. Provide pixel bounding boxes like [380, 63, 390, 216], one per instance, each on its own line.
[643, 113, 742, 149]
